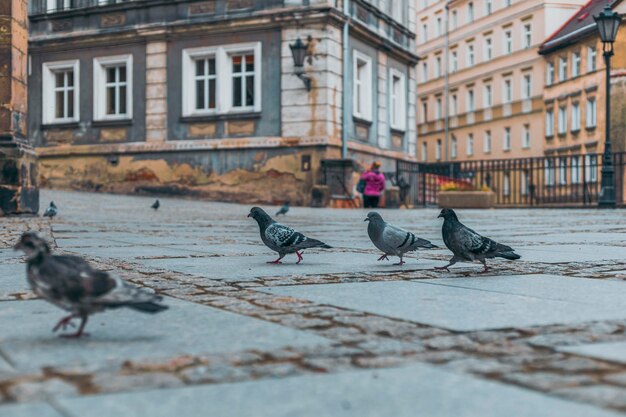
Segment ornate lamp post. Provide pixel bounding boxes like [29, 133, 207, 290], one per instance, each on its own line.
[594, 4, 622, 207]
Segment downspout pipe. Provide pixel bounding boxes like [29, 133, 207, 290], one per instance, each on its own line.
[342, 0, 350, 159]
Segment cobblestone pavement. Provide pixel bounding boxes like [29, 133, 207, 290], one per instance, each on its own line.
[1, 190, 626, 416]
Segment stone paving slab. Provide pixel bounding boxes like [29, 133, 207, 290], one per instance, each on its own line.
[0, 263, 31, 298]
[0, 298, 330, 371]
[559, 341, 626, 365]
[137, 252, 445, 280]
[515, 245, 626, 263]
[0, 402, 64, 417]
[264, 275, 626, 331]
[55, 363, 622, 417]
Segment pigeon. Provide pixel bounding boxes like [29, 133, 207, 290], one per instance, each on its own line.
[151, 199, 160, 211]
[43, 202, 57, 218]
[437, 208, 520, 273]
[14, 232, 168, 338]
[276, 202, 290, 216]
[365, 212, 437, 265]
[248, 207, 332, 264]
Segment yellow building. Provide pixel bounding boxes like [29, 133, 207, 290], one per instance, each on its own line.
[416, 0, 585, 162]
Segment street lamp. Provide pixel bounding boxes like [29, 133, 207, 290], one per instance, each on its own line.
[289, 36, 312, 91]
[594, 4, 622, 207]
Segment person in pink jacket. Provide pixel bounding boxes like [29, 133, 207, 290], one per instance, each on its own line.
[360, 162, 386, 208]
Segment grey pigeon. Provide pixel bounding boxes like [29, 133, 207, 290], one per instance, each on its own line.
[437, 208, 520, 273]
[14, 232, 168, 338]
[365, 212, 437, 265]
[248, 207, 331, 264]
[151, 199, 160, 211]
[43, 202, 57, 218]
[276, 202, 290, 216]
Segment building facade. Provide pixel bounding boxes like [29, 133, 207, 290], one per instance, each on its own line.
[416, 0, 585, 163]
[28, 0, 417, 205]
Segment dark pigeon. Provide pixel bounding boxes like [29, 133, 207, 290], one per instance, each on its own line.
[276, 202, 290, 216]
[365, 212, 437, 265]
[436, 208, 520, 273]
[43, 202, 57, 218]
[151, 199, 160, 211]
[14, 232, 168, 338]
[248, 207, 331, 264]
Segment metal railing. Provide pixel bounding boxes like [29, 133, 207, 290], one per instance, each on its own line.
[397, 152, 626, 208]
[31, 0, 133, 15]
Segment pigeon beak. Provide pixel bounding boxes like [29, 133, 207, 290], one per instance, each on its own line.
[247, 213, 251, 218]
[437, 213, 443, 218]
[364, 218, 369, 222]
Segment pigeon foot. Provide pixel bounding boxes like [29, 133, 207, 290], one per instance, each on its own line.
[434, 266, 450, 272]
[377, 255, 389, 261]
[60, 332, 90, 339]
[296, 251, 303, 265]
[53, 315, 76, 333]
[267, 259, 283, 264]
[393, 261, 406, 266]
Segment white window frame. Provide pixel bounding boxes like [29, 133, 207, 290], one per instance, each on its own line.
[484, 130, 492, 153]
[353, 51, 373, 121]
[389, 69, 406, 131]
[486, 0, 493, 15]
[522, 74, 531, 99]
[587, 46, 597, 72]
[586, 98, 597, 128]
[436, 16, 443, 37]
[546, 62, 554, 86]
[504, 30, 513, 55]
[42, 60, 80, 125]
[585, 154, 598, 182]
[503, 127, 511, 151]
[451, 10, 458, 31]
[503, 173, 510, 196]
[391, 0, 403, 22]
[522, 124, 530, 149]
[182, 42, 262, 117]
[484, 84, 492, 108]
[571, 156, 581, 184]
[558, 157, 567, 185]
[571, 102, 581, 131]
[467, 133, 474, 156]
[450, 93, 457, 116]
[436, 97, 443, 119]
[436, 139, 442, 161]
[468, 2, 474, 22]
[47, 0, 70, 12]
[558, 106, 567, 134]
[467, 42, 475, 66]
[572, 52, 581, 77]
[451, 135, 458, 159]
[421, 62, 428, 82]
[435, 56, 442, 78]
[484, 37, 493, 61]
[467, 88, 475, 112]
[450, 50, 458, 72]
[559, 56, 567, 81]
[93, 54, 133, 121]
[421, 142, 428, 162]
[503, 78, 512, 103]
[523, 23, 532, 48]
[546, 109, 554, 136]
[545, 159, 555, 186]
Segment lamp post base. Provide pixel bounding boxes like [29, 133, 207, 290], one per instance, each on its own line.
[598, 164, 616, 208]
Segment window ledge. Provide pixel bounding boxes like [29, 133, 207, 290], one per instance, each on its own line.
[41, 122, 80, 130]
[545, 134, 554, 140]
[92, 119, 133, 128]
[353, 116, 373, 126]
[180, 112, 261, 123]
[585, 126, 597, 131]
[390, 127, 406, 135]
[571, 129, 581, 134]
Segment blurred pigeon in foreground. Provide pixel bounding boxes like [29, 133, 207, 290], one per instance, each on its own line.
[43, 202, 57, 218]
[248, 207, 331, 264]
[151, 199, 160, 211]
[276, 202, 290, 216]
[14, 232, 168, 338]
[437, 208, 520, 273]
[365, 212, 437, 265]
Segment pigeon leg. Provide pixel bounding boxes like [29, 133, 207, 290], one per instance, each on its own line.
[296, 251, 304, 264]
[377, 254, 389, 261]
[52, 314, 76, 333]
[267, 254, 285, 264]
[480, 261, 490, 274]
[61, 316, 89, 338]
[393, 256, 406, 266]
[435, 258, 457, 271]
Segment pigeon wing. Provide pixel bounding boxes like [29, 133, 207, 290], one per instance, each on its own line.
[382, 224, 413, 249]
[457, 225, 498, 255]
[265, 223, 307, 250]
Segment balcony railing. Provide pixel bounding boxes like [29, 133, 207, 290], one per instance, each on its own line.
[31, 0, 136, 16]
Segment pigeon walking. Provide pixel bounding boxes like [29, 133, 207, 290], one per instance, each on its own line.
[43, 202, 57, 218]
[248, 207, 331, 264]
[437, 208, 520, 273]
[365, 212, 437, 265]
[276, 202, 290, 216]
[14, 232, 168, 338]
[151, 199, 160, 211]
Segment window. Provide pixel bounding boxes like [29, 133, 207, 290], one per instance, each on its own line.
[559, 56, 567, 81]
[503, 78, 512, 103]
[435, 56, 442, 77]
[546, 62, 554, 86]
[468, 2, 474, 22]
[523, 24, 532, 48]
[391, 0, 403, 21]
[486, 0, 493, 15]
[545, 159, 555, 186]
[421, 142, 428, 162]
[585, 154, 598, 182]
[546, 109, 554, 136]
[587, 46, 597, 72]
[467, 43, 475, 66]
[42, 60, 79, 124]
[450, 94, 458, 116]
[182, 43, 261, 117]
[450, 50, 458, 72]
[503, 127, 511, 151]
[484, 130, 492, 153]
[571, 156, 581, 184]
[451, 10, 458, 30]
[467, 88, 475, 112]
[521, 170, 529, 195]
[421, 101, 428, 123]
[522, 124, 530, 148]
[436, 139, 442, 161]
[389, 70, 406, 131]
[484, 83, 492, 107]
[586, 98, 597, 128]
[353, 51, 373, 121]
[504, 30, 513, 55]
[436, 17, 443, 37]
[558, 106, 567, 134]
[572, 52, 581, 77]
[93, 54, 132, 121]
[436, 97, 443, 119]
[504, 0, 511, 5]
[421, 62, 428, 82]
[558, 157, 567, 185]
[571, 102, 580, 131]
[522, 74, 531, 99]
[467, 133, 474, 156]
[451, 135, 458, 159]
[421, 24, 428, 43]
[47, 0, 70, 12]
[503, 173, 510, 196]
[484, 37, 493, 60]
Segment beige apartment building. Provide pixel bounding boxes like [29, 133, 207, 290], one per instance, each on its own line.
[416, 0, 586, 163]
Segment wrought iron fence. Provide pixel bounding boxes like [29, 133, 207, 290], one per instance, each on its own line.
[397, 152, 626, 208]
